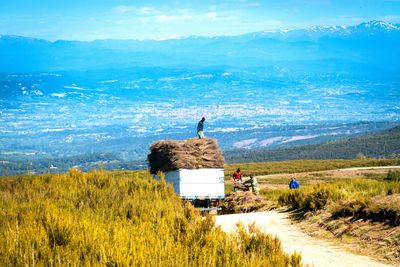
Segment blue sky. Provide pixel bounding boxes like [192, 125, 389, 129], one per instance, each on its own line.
[0, 0, 399, 41]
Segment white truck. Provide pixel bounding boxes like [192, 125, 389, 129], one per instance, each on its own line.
[164, 168, 225, 211]
[148, 138, 225, 211]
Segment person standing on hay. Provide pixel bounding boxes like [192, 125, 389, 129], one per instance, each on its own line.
[197, 117, 205, 139]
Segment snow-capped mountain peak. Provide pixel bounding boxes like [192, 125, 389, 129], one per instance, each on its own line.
[357, 20, 399, 30]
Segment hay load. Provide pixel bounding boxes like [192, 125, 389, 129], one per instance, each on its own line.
[148, 138, 224, 174]
[220, 192, 275, 214]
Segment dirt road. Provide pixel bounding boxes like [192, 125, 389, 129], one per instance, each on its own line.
[215, 210, 394, 267]
[339, 166, 400, 171]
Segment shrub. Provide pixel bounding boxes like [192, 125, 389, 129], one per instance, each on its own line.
[278, 185, 336, 212]
[330, 199, 368, 218]
[386, 170, 400, 182]
[368, 194, 400, 226]
[278, 179, 400, 226]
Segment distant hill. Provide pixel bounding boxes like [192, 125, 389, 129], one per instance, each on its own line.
[1, 20, 399, 73]
[2, 125, 399, 176]
[224, 125, 400, 163]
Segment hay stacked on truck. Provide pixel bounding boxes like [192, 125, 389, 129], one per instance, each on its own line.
[148, 138, 225, 210]
[148, 138, 224, 174]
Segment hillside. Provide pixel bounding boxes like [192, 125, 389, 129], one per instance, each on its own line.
[2, 126, 399, 176]
[225, 125, 400, 163]
[0, 170, 301, 266]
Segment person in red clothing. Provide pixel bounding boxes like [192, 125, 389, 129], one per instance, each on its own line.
[232, 168, 243, 182]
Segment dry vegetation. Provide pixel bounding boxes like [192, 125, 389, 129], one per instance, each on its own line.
[0, 169, 302, 266]
[1, 157, 399, 265]
[220, 192, 276, 214]
[268, 171, 400, 263]
[223, 160, 400, 219]
[148, 138, 224, 174]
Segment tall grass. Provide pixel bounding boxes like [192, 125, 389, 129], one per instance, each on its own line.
[0, 169, 301, 266]
[277, 179, 400, 225]
[386, 170, 400, 182]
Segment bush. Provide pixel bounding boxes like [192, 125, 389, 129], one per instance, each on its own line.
[278, 179, 400, 226]
[278, 185, 337, 212]
[386, 170, 400, 182]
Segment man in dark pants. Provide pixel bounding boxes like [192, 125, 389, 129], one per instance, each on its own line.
[197, 117, 205, 139]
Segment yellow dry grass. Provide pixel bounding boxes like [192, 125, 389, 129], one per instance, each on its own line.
[0, 169, 301, 266]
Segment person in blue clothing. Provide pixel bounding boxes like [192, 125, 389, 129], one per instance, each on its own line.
[289, 176, 300, 189]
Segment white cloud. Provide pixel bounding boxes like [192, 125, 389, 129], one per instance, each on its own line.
[140, 7, 157, 15]
[155, 11, 219, 23]
[155, 15, 177, 22]
[112, 5, 135, 14]
[155, 14, 194, 22]
[51, 93, 67, 98]
[112, 5, 220, 23]
[112, 5, 159, 15]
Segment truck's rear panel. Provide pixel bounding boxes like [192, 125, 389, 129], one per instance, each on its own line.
[165, 168, 225, 200]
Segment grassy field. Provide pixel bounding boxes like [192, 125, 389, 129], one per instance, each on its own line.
[1, 158, 399, 265]
[0, 169, 302, 266]
[224, 158, 400, 195]
[225, 158, 400, 177]
[224, 158, 400, 263]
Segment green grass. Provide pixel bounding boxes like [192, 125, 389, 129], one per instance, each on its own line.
[225, 158, 400, 177]
[0, 169, 302, 266]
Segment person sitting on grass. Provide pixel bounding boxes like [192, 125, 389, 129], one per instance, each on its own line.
[289, 176, 300, 189]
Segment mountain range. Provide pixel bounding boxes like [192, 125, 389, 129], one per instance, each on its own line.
[1, 20, 400, 73]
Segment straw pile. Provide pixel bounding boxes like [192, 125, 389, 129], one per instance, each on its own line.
[220, 192, 275, 214]
[148, 138, 224, 174]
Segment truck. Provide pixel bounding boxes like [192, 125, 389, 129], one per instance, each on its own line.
[164, 168, 225, 211]
[148, 138, 225, 211]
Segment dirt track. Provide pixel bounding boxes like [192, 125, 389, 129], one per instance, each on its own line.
[215, 210, 394, 267]
[339, 166, 400, 171]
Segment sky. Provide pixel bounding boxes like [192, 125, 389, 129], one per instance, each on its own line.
[0, 0, 400, 41]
